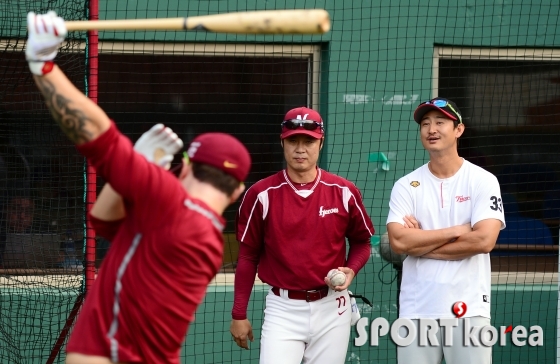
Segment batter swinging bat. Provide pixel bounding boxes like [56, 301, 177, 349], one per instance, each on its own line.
[64, 9, 331, 34]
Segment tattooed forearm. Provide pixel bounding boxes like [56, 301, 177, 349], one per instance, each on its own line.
[35, 76, 94, 144]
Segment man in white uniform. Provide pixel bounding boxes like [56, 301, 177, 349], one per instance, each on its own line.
[387, 98, 505, 364]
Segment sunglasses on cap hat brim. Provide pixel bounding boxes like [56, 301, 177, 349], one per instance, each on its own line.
[281, 119, 324, 132]
[415, 99, 463, 124]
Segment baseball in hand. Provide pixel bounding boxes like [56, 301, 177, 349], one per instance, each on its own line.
[327, 269, 346, 286]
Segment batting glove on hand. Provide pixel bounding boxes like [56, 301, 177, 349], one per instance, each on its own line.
[134, 124, 184, 170]
[25, 11, 67, 75]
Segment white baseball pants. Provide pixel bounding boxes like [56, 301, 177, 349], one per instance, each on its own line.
[397, 316, 492, 364]
[259, 288, 352, 364]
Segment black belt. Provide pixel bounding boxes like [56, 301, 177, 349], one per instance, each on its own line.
[271, 286, 330, 302]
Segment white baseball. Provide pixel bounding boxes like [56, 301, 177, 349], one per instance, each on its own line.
[327, 269, 346, 286]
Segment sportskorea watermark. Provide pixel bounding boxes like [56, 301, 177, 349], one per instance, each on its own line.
[354, 302, 543, 348]
[354, 317, 543, 347]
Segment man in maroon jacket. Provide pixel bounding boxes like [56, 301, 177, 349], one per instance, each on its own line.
[230, 106, 374, 363]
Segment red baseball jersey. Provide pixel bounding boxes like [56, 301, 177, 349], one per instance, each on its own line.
[89, 214, 123, 241]
[67, 123, 226, 363]
[232, 169, 374, 319]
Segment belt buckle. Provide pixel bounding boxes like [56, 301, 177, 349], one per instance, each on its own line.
[306, 289, 319, 302]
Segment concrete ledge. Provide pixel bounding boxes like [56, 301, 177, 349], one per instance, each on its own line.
[209, 273, 265, 286]
[0, 272, 555, 288]
[491, 272, 557, 285]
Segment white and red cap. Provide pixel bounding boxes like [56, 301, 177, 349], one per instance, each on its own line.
[281, 106, 324, 139]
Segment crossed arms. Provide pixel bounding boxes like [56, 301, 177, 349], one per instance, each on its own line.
[387, 217, 502, 260]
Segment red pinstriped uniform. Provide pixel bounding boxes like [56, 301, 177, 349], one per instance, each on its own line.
[67, 123, 225, 364]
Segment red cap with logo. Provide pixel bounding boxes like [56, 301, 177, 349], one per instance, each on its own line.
[187, 133, 251, 182]
[281, 106, 324, 139]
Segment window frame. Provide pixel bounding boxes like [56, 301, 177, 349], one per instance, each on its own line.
[97, 42, 323, 110]
[432, 46, 560, 99]
[433, 46, 560, 280]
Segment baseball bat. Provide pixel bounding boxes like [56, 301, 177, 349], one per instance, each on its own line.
[64, 9, 330, 34]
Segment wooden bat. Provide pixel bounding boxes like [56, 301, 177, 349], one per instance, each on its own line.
[65, 9, 330, 34]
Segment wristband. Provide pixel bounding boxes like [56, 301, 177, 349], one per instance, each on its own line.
[28, 61, 55, 76]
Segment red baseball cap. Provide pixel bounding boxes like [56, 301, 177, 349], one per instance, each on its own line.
[281, 106, 324, 139]
[186, 133, 251, 182]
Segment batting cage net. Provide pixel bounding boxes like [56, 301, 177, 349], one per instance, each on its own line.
[0, 1, 87, 363]
[1, 0, 559, 363]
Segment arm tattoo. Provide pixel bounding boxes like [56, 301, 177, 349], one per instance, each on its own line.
[36, 77, 94, 144]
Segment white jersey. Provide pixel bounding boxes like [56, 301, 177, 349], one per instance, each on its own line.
[387, 159, 505, 319]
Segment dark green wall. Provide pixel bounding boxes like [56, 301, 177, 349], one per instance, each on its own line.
[184, 282, 556, 363]
[1, 279, 555, 363]
[2, 1, 558, 362]
[87, 0, 560, 237]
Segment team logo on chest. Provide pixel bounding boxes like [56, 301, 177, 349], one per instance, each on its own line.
[456, 195, 471, 203]
[319, 206, 339, 217]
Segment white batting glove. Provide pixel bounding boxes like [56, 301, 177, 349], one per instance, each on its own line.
[25, 11, 67, 75]
[134, 124, 184, 170]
